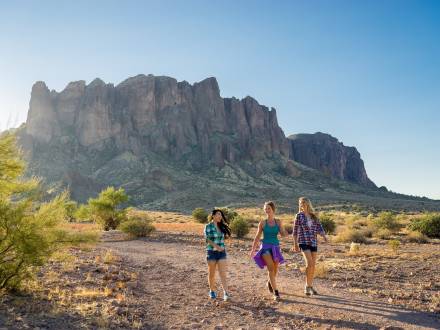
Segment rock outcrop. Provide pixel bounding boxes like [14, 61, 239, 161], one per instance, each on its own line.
[24, 74, 289, 169]
[288, 132, 376, 188]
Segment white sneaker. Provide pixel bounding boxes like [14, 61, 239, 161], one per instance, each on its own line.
[223, 292, 230, 301]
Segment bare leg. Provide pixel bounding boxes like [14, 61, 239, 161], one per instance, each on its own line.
[207, 261, 217, 291]
[301, 250, 313, 287]
[310, 252, 318, 287]
[217, 259, 228, 293]
[262, 254, 277, 291]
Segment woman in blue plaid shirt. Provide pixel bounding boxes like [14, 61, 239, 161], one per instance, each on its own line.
[204, 209, 231, 301]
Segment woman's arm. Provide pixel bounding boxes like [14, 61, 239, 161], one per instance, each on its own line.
[317, 221, 328, 243]
[206, 238, 224, 251]
[291, 214, 300, 252]
[250, 221, 263, 256]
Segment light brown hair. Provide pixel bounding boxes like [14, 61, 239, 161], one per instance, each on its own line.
[264, 201, 276, 213]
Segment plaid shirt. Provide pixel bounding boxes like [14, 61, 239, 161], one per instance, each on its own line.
[292, 212, 325, 247]
[204, 222, 225, 251]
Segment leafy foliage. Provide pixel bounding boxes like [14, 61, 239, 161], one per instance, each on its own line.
[119, 215, 155, 238]
[88, 187, 128, 230]
[192, 208, 209, 223]
[0, 133, 96, 290]
[408, 213, 440, 238]
[230, 216, 249, 238]
[319, 213, 336, 234]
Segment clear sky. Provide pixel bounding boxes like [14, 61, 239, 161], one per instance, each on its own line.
[1, 0, 439, 199]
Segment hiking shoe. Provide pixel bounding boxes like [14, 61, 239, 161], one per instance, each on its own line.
[209, 290, 217, 299]
[304, 286, 311, 296]
[267, 281, 273, 293]
[223, 292, 230, 302]
[309, 287, 319, 295]
[274, 289, 280, 301]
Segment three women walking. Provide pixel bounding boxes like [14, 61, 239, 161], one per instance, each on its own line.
[204, 197, 328, 301]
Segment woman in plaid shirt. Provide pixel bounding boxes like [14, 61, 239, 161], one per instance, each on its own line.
[204, 209, 231, 301]
[291, 197, 328, 296]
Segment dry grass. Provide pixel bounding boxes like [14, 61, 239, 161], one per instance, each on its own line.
[128, 209, 192, 223]
[103, 250, 119, 264]
[314, 263, 328, 278]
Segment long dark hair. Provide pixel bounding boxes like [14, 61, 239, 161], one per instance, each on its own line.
[211, 209, 231, 238]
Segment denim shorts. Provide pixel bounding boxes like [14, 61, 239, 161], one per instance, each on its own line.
[207, 250, 227, 261]
[299, 244, 318, 252]
[261, 248, 273, 256]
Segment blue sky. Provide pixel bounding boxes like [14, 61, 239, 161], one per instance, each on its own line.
[0, 0, 439, 199]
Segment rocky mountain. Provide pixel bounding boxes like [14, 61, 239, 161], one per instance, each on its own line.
[16, 74, 440, 211]
[288, 133, 376, 188]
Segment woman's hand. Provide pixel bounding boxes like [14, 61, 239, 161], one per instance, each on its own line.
[249, 248, 256, 258]
[290, 245, 300, 253]
[214, 245, 225, 252]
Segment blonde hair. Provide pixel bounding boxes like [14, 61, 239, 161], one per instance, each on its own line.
[298, 197, 317, 219]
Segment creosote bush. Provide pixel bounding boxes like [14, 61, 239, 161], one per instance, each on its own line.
[408, 213, 440, 238]
[88, 187, 128, 230]
[119, 215, 155, 238]
[319, 213, 336, 234]
[192, 208, 209, 223]
[230, 216, 249, 238]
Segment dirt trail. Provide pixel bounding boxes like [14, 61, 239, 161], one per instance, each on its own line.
[101, 231, 440, 330]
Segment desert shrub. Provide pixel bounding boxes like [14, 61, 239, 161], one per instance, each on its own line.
[388, 239, 400, 253]
[0, 133, 96, 290]
[360, 227, 374, 238]
[334, 228, 368, 244]
[408, 213, 440, 238]
[64, 200, 78, 222]
[192, 207, 209, 223]
[373, 228, 392, 240]
[88, 187, 128, 230]
[349, 242, 361, 255]
[230, 216, 249, 238]
[371, 211, 401, 232]
[119, 215, 155, 238]
[319, 213, 336, 234]
[314, 263, 328, 278]
[405, 231, 429, 243]
[74, 204, 91, 222]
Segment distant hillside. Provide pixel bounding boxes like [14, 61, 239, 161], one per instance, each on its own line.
[16, 74, 440, 211]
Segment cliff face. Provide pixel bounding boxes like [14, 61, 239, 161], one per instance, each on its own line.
[288, 132, 376, 188]
[18, 74, 385, 210]
[25, 75, 289, 169]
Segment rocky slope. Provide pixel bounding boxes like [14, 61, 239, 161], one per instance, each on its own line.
[16, 74, 440, 211]
[288, 133, 376, 188]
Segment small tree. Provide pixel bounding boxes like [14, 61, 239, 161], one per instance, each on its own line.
[192, 207, 209, 223]
[88, 187, 128, 230]
[0, 133, 96, 290]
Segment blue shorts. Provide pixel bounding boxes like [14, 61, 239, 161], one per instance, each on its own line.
[299, 244, 318, 252]
[261, 248, 273, 256]
[207, 250, 227, 261]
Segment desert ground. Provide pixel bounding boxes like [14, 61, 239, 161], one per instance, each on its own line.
[0, 211, 439, 330]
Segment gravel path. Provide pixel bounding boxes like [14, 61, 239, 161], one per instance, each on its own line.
[101, 231, 440, 330]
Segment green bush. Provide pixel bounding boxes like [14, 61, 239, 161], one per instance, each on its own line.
[119, 216, 155, 238]
[408, 213, 440, 238]
[74, 204, 91, 222]
[319, 213, 336, 234]
[388, 239, 400, 253]
[64, 200, 78, 222]
[230, 216, 249, 238]
[88, 187, 128, 230]
[192, 207, 209, 223]
[371, 211, 401, 232]
[0, 134, 96, 290]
